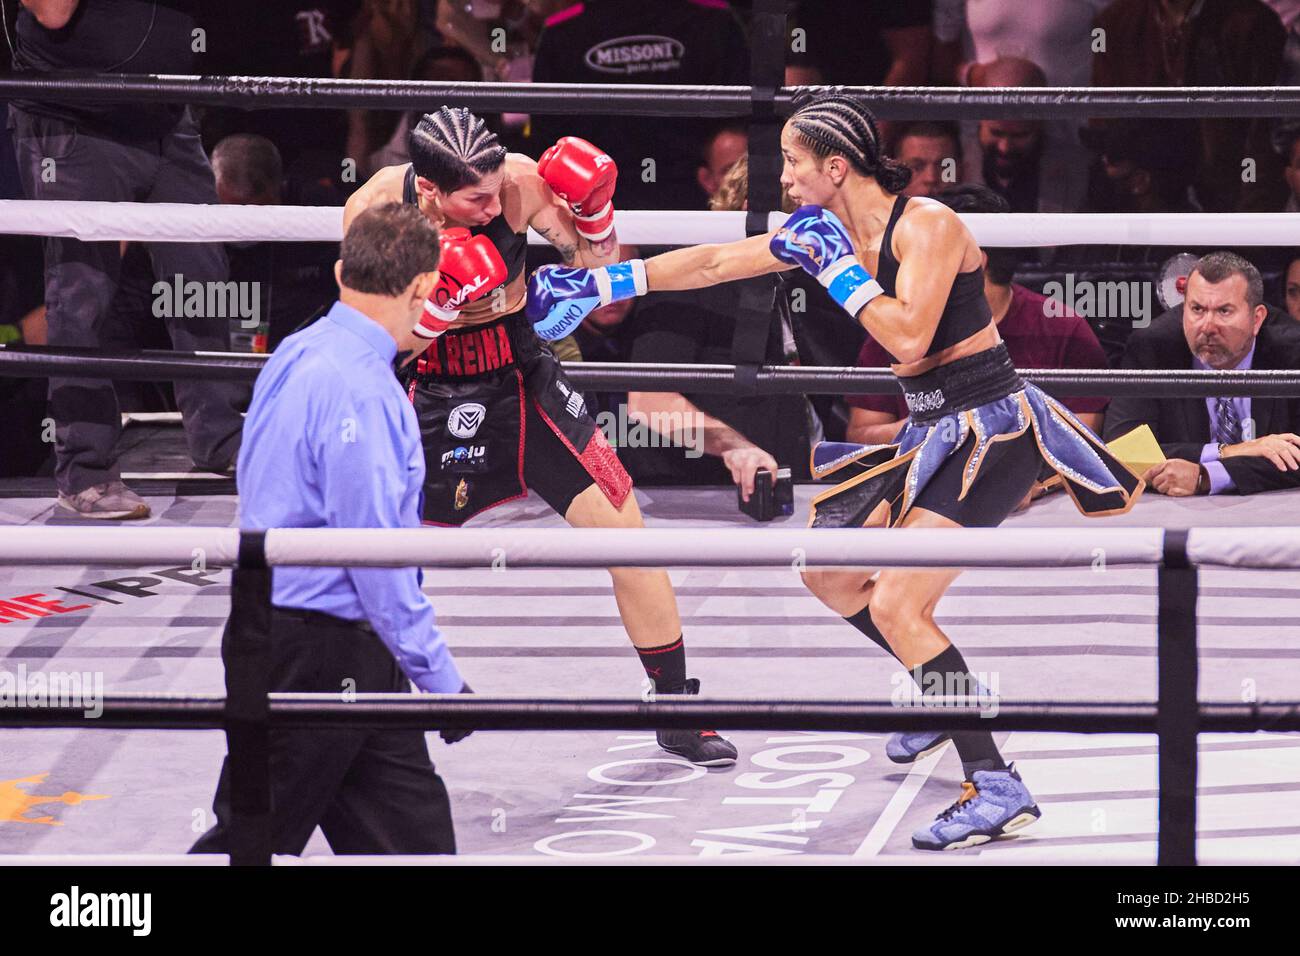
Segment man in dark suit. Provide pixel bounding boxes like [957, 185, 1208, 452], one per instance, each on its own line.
[1104, 252, 1300, 496]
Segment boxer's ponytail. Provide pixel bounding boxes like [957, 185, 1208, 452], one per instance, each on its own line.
[789, 90, 912, 194]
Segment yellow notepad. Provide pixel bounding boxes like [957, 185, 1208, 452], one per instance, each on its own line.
[1106, 424, 1165, 475]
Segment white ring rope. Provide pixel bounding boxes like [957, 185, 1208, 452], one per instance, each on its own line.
[0, 201, 1297, 247]
[1186, 527, 1300, 570]
[0, 525, 1166, 569]
[0, 526, 240, 566]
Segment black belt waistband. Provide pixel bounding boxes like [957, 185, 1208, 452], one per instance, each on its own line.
[412, 310, 529, 383]
[896, 343, 1024, 425]
[272, 605, 375, 634]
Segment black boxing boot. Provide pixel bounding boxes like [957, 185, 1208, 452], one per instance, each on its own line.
[655, 678, 738, 767]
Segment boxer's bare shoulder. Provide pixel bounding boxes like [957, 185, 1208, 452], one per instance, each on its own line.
[343, 164, 411, 232]
[502, 152, 549, 228]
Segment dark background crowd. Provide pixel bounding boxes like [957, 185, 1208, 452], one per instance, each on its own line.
[2, 0, 1300, 507]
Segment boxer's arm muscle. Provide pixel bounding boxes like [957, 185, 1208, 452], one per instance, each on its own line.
[644, 233, 796, 291]
[525, 171, 620, 268]
[857, 203, 966, 363]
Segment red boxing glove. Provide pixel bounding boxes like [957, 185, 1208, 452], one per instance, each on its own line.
[415, 227, 508, 339]
[538, 136, 618, 242]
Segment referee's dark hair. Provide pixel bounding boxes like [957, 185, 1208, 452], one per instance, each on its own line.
[339, 202, 441, 297]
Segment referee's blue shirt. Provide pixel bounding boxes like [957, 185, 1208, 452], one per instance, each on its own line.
[237, 300, 463, 694]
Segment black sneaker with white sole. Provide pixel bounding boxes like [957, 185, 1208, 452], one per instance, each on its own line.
[654, 678, 738, 766]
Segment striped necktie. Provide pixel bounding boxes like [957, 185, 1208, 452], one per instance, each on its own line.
[1213, 395, 1243, 445]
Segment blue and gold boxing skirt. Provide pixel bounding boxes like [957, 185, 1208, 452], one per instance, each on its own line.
[809, 344, 1144, 529]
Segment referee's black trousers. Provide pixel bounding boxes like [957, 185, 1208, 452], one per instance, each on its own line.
[191, 607, 456, 856]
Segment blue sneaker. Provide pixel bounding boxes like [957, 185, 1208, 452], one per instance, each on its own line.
[911, 763, 1041, 851]
[885, 730, 951, 764]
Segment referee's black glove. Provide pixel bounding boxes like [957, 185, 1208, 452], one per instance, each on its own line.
[439, 681, 474, 744]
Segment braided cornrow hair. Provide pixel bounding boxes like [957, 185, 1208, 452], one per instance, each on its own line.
[788, 89, 912, 194]
[409, 106, 508, 192]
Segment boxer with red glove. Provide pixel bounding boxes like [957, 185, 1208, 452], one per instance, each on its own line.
[538, 136, 618, 243]
[414, 227, 509, 339]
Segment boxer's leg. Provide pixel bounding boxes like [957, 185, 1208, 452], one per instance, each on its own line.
[562, 482, 683, 651]
[524, 401, 735, 764]
[897, 431, 1043, 849]
[802, 498, 891, 655]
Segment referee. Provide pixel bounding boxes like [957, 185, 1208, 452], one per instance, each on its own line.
[192, 202, 468, 857]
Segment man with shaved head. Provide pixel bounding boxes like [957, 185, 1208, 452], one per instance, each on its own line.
[965, 55, 1089, 214]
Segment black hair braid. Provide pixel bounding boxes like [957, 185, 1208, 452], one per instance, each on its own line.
[408, 105, 507, 192]
[789, 90, 912, 195]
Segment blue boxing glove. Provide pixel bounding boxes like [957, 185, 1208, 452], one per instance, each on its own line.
[770, 205, 883, 318]
[526, 259, 648, 340]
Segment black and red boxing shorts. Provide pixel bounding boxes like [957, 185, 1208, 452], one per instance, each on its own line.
[404, 309, 632, 525]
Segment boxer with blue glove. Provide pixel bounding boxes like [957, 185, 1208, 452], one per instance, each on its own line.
[526, 260, 647, 340]
[524, 89, 1087, 851]
[524, 204, 880, 338]
[767, 205, 883, 317]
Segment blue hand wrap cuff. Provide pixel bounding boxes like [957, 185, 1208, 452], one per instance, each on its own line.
[827, 262, 872, 308]
[605, 261, 640, 302]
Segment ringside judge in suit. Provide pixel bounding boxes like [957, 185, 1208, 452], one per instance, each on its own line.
[1103, 251, 1300, 497]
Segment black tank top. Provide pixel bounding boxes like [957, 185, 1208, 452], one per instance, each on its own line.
[403, 165, 527, 288]
[875, 195, 991, 363]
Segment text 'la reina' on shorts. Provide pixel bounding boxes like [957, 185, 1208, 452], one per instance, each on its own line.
[402, 310, 633, 526]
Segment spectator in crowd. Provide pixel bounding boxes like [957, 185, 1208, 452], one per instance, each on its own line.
[434, 0, 563, 78]
[1283, 252, 1300, 322]
[0, 236, 51, 479]
[791, 0, 930, 87]
[0, 1, 17, 198]
[0, 237, 45, 348]
[1262, 0, 1300, 83]
[790, 0, 929, 144]
[621, 284, 813, 496]
[696, 123, 748, 205]
[202, 2, 362, 197]
[1276, 122, 1300, 212]
[1057, 119, 1204, 268]
[363, 45, 484, 176]
[893, 121, 963, 198]
[932, 1, 1102, 216]
[1082, 120, 1199, 215]
[1091, 0, 1287, 213]
[932, 0, 1108, 88]
[847, 185, 1109, 513]
[964, 55, 1088, 215]
[346, 0, 447, 171]
[210, 135, 339, 352]
[433, 0, 569, 144]
[1103, 252, 1300, 496]
[9, 0, 246, 518]
[619, 159, 813, 496]
[530, 0, 749, 211]
[784, 53, 826, 88]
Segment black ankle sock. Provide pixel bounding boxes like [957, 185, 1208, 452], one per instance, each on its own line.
[637, 636, 687, 694]
[844, 606, 899, 661]
[914, 644, 1007, 778]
